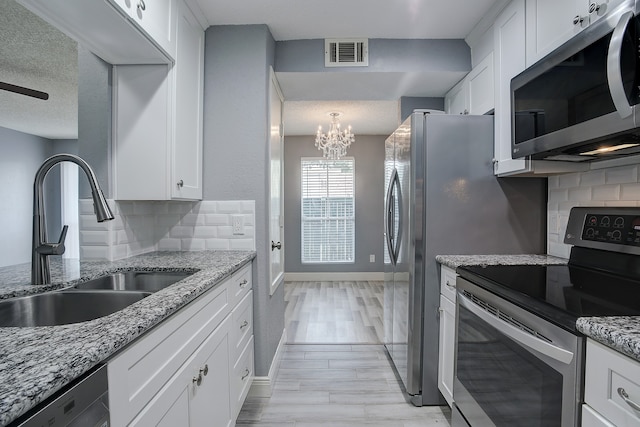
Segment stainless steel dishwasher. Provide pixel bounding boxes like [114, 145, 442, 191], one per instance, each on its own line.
[14, 364, 109, 427]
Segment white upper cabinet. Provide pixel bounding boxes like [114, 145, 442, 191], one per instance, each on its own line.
[526, 0, 626, 67]
[445, 79, 469, 115]
[110, 0, 177, 61]
[113, 0, 204, 201]
[445, 53, 494, 116]
[171, 0, 204, 200]
[18, 0, 175, 64]
[468, 52, 495, 115]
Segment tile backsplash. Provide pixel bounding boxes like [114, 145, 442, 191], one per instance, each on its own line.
[548, 164, 640, 259]
[79, 200, 255, 261]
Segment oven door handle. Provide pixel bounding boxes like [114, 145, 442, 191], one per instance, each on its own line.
[458, 292, 575, 365]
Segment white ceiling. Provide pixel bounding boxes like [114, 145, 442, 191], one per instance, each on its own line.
[1, 0, 501, 139]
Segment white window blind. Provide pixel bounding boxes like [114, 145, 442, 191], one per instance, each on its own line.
[301, 158, 355, 264]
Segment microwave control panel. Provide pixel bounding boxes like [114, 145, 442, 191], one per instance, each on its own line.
[581, 214, 640, 246]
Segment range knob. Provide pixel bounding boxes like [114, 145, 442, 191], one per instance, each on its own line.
[586, 228, 596, 238]
[588, 216, 598, 226]
[600, 216, 611, 227]
[612, 230, 622, 241]
[614, 217, 625, 228]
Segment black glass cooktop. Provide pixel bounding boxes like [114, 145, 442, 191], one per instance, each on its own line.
[457, 263, 640, 329]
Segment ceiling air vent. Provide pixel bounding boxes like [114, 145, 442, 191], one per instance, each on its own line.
[325, 39, 368, 67]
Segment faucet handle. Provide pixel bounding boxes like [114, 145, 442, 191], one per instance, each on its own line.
[37, 225, 68, 256]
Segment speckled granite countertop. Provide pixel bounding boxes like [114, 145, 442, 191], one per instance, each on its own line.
[0, 250, 255, 426]
[436, 254, 640, 363]
[435, 254, 568, 269]
[577, 317, 640, 362]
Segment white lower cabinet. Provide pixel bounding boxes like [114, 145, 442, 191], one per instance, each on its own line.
[583, 339, 640, 427]
[108, 263, 253, 427]
[437, 265, 457, 407]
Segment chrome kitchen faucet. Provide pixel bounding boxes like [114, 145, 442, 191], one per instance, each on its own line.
[32, 154, 114, 285]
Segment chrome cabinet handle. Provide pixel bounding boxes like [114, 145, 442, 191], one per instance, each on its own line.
[240, 320, 249, 330]
[573, 15, 586, 26]
[271, 241, 282, 251]
[241, 368, 250, 380]
[239, 279, 248, 288]
[201, 364, 208, 377]
[617, 387, 640, 412]
[607, 10, 633, 119]
[177, 179, 184, 188]
[589, 2, 603, 14]
[137, 0, 146, 11]
[193, 372, 202, 386]
[445, 280, 455, 290]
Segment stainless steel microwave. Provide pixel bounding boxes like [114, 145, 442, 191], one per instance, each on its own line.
[511, 0, 640, 162]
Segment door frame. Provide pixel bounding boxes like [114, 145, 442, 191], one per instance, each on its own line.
[268, 67, 284, 296]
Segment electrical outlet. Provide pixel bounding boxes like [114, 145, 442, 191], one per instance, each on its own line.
[232, 215, 244, 235]
[369, 254, 375, 263]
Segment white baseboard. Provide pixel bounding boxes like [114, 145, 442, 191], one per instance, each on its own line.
[284, 272, 384, 281]
[248, 328, 287, 398]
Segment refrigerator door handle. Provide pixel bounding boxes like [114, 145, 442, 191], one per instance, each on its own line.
[385, 169, 399, 265]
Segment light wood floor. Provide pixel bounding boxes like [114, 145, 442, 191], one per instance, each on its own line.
[236, 344, 452, 427]
[284, 281, 385, 344]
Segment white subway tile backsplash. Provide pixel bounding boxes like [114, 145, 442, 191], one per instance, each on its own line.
[620, 183, 640, 200]
[79, 199, 256, 261]
[579, 170, 606, 187]
[548, 163, 640, 258]
[567, 187, 592, 202]
[591, 184, 620, 201]
[605, 165, 638, 184]
[558, 173, 580, 188]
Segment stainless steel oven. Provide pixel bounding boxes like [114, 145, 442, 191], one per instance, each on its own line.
[451, 207, 640, 427]
[452, 278, 583, 427]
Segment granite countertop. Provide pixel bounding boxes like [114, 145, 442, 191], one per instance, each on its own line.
[436, 253, 640, 363]
[577, 317, 640, 362]
[435, 254, 568, 269]
[0, 250, 255, 427]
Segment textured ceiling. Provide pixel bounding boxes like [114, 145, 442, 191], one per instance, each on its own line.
[0, 0, 77, 139]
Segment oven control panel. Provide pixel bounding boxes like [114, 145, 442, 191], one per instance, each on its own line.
[581, 214, 640, 246]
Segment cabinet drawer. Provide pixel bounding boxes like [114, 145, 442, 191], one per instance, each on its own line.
[231, 290, 253, 360]
[440, 265, 457, 302]
[229, 264, 252, 308]
[585, 339, 640, 427]
[108, 278, 231, 426]
[582, 404, 616, 427]
[231, 336, 254, 419]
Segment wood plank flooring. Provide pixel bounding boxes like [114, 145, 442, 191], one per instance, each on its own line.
[236, 344, 452, 427]
[284, 281, 385, 344]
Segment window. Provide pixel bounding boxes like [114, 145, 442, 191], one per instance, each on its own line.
[301, 158, 355, 264]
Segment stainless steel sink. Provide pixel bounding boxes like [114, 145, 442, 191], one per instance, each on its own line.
[74, 271, 194, 292]
[0, 291, 151, 327]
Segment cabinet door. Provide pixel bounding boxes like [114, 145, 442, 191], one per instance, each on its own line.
[171, 0, 204, 200]
[108, 0, 177, 59]
[525, 0, 587, 67]
[493, 0, 530, 175]
[130, 316, 233, 427]
[445, 79, 469, 115]
[437, 294, 456, 408]
[190, 318, 233, 427]
[468, 52, 494, 115]
[113, 64, 171, 200]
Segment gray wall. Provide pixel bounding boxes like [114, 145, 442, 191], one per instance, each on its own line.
[203, 25, 284, 378]
[284, 135, 385, 273]
[0, 127, 51, 267]
[399, 97, 445, 122]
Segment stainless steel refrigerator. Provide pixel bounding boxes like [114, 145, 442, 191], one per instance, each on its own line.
[383, 111, 546, 406]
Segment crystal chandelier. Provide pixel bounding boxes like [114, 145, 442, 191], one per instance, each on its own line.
[315, 112, 355, 160]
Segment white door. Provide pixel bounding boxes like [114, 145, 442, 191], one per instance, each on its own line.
[269, 68, 284, 295]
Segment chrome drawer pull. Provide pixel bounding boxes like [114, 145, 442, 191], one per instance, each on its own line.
[241, 368, 250, 380]
[240, 320, 249, 330]
[193, 372, 202, 386]
[239, 279, 248, 288]
[617, 387, 640, 412]
[201, 364, 208, 377]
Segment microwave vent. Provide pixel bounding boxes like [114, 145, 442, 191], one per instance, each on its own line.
[325, 39, 368, 67]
